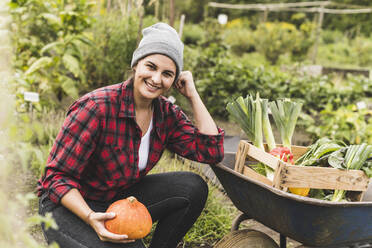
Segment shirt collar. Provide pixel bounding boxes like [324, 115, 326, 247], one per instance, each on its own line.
[118, 79, 136, 118]
[118, 79, 165, 131]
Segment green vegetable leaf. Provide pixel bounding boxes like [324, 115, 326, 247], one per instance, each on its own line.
[61, 78, 79, 99]
[328, 148, 346, 169]
[362, 161, 372, 178]
[25, 57, 53, 75]
[39, 13, 61, 25]
[63, 54, 80, 77]
[41, 41, 63, 54]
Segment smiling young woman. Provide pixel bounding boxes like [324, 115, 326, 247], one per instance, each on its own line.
[37, 23, 224, 248]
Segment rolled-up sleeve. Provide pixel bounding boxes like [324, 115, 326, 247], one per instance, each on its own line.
[42, 99, 100, 204]
[167, 105, 224, 164]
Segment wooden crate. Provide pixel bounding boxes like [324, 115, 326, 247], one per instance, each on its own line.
[234, 140, 370, 201]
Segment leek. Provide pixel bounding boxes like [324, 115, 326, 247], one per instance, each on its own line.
[269, 99, 302, 151]
[254, 93, 264, 150]
[261, 98, 276, 152]
[227, 94, 278, 180]
[226, 94, 264, 150]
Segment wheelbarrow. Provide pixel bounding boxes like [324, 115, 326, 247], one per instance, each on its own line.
[212, 152, 372, 248]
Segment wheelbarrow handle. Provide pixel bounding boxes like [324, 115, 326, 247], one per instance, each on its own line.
[231, 212, 251, 231]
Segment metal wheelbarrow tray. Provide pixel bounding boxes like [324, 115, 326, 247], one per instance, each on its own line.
[211, 152, 372, 247]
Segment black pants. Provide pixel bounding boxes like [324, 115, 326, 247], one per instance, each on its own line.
[39, 171, 209, 248]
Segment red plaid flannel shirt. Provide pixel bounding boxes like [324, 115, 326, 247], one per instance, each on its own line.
[37, 80, 224, 204]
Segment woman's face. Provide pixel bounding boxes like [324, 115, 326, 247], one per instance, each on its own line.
[133, 54, 177, 101]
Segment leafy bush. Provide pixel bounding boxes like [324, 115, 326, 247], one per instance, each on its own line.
[306, 104, 372, 145]
[1, 20, 57, 245]
[182, 23, 205, 45]
[10, 0, 94, 110]
[11, 110, 64, 176]
[223, 27, 255, 55]
[252, 22, 314, 64]
[317, 42, 353, 67]
[236, 52, 269, 67]
[226, 18, 251, 30]
[318, 34, 372, 68]
[351, 36, 372, 67]
[321, 29, 347, 45]
[182, 43, 372, 121]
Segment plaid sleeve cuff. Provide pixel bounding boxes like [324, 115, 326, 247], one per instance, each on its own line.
[48, 180, 80, 204]
[195, 127, 225, 164]
[196, 127, 225, 146]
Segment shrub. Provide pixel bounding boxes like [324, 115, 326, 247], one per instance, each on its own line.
[317, 35, 372, 68]
[351, 36, 372, 67]
[226, 18, 251, 29]
[182, 23, 205, 45]
[252, 22, 314, 64]
[182, 42, 372, 121]
[223, 27, 255, 55]
[252, 22, 297, 64]
[10, 0, 94, 110]
[305, 104, 372, 145]
[321, 30, 347, 45]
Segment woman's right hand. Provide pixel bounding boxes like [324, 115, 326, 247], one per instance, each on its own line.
[87, 212, 135, 243]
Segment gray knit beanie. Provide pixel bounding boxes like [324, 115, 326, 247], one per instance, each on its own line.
[131, 22, 184, 81]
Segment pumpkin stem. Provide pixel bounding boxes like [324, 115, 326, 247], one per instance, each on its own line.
[128, 196, 137, 203]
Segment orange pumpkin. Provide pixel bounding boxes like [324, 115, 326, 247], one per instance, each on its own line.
[105, 196, 152, 239]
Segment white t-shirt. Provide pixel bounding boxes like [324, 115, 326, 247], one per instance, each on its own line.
[138, 117, 153, 171]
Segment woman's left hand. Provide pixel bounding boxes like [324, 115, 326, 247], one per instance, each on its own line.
[173, 71, 198, 100]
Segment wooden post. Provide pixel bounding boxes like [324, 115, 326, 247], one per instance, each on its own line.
[162, 0, 166, 22]
[263, 7, 268, 22]
[169, 0, 175, 27]
[137, 2, 144, 46]
[155, 0, 160, 20]
[178, 14, 185, 38]
[311, 7, 324, 64]
[107, 0, 111, 12]
[128, 0, 132, 15]
[118, 0, 126, 16]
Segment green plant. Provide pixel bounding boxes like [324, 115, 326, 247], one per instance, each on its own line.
[306, 104, 372, 145]
[317, 34, 372, 68]
[9, 110, 64, 176]
[184, 39, 372, 120]
[252, 22, 305, 64]
[351, 36, 372, 67]
[329, 144, 372, 201]
[1, 35, 58, 247]
[223, 27, 255, 55]
[321, 29, 347, 45]
[182, 23, 205, 45]
[10, 0, 94, 110]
